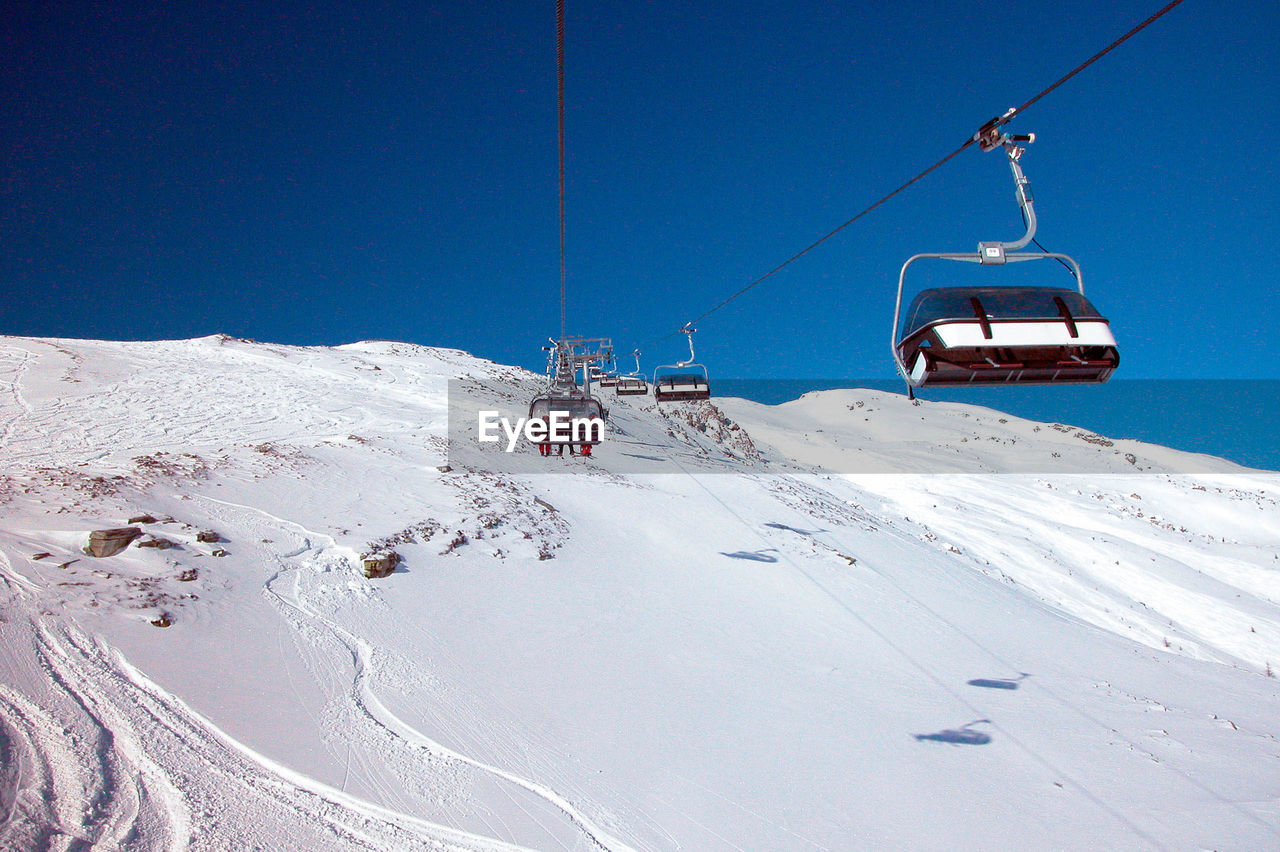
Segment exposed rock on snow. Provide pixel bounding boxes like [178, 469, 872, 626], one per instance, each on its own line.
[361, 552, 401, 579]
[85, 526, 142, 557]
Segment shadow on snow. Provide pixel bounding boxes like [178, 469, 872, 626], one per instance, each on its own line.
[914, 720, 992, 745]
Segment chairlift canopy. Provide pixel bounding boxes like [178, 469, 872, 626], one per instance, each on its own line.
[897, 286, 1118, 387]
[527, 394, 605, 444]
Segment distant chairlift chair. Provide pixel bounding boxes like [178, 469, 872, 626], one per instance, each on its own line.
[529, 341, 606, 457]
[615, 376, 648, 395]
[527, 393, 605, 455]
[653, 326, 711, 402]
[891, 117, 1119, 392]
[615, 349, 649, 396]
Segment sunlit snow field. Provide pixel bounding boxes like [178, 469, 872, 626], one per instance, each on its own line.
[2, 335, 1278, 851]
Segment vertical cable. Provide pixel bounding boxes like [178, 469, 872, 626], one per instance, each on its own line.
[556, 0, 567, 341]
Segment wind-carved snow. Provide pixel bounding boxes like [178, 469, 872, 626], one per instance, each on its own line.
[1, 333, 1278, 851]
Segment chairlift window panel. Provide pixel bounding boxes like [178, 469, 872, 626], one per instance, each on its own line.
[901, 286, 1105, 339]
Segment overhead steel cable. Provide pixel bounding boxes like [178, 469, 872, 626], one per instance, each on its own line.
[556, 0, 567, 341]
[1004, 0, 1188, 121]
[647, 0, 1188, 349]
[672, 140, 976, 339]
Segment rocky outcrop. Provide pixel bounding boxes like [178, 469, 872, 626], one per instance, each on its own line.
[85, 527, 142, 558]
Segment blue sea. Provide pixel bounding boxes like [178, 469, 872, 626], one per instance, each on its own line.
[715, 380, 1280, 472]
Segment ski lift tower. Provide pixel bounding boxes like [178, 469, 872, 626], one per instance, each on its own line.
[556, 337, 614, 393]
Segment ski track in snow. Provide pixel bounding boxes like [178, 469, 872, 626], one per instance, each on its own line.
[0, 617, 530, 852]
[0, 345, 35, 450]
[0, 622, 187, 852]
[193, 490, 633, 851]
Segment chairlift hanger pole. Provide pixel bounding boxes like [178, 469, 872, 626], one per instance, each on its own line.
[556, 0, 568, 341]
[528, 4, 611, 457]
[677, 324, 698, 368]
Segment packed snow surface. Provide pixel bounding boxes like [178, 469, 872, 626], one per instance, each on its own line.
[1, 334, 1278, 851]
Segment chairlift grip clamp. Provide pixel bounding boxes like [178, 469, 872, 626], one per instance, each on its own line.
[975, 108, 1016, 152]
[975, 108, 1036, 155]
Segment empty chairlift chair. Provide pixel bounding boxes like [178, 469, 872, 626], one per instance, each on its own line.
[892, 118, 1119, 391]
[615, 376, 648, 395]
[614, 350, 649, 396]
[897, 286, 1118, 386]
[653, 326, 711, 402]
[653, 371, 711, 401]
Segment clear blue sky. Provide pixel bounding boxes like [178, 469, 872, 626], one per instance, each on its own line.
[3, 1, 1277, 380]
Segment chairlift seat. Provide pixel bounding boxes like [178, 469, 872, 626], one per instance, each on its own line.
[615, 377, 648, 395]
[897, 286, 1118, 387]
[653, 373, 711, 402]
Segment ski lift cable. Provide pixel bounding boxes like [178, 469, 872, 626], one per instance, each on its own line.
[556, 0, 568, 341]
[645, 0, 1188, 351]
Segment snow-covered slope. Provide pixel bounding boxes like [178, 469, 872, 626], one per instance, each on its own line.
[1, 334, 1278, 851]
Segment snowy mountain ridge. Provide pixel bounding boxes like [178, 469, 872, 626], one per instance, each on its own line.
[1, 334, 1278, 851]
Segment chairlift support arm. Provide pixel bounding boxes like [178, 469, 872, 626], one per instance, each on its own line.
[677, 324, 698, 368]
[973, 111, 1040, 255]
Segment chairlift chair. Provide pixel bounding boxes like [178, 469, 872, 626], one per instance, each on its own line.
[653, 326, 711, 402]
[897, 286, 1118, 387]
[892, 120, 1119, 391]
[528, 340, 607, 456]
[615, 349, 649, 395]
[599, 349, 620, 386]
[527, 393, 605, 440]
[527, 391, 605, 456]
[615, 376, 648, 395]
